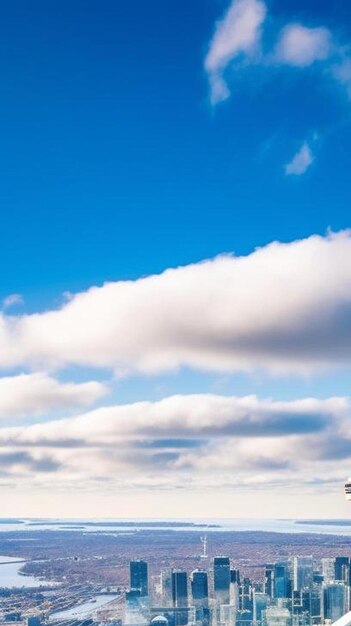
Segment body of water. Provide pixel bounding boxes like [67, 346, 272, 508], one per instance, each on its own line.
[0, 556, 52, 588]
[0, 518, 351, 536]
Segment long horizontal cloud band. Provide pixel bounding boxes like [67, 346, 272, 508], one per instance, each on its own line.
[1, 231, 351, 375]
[0, 393, 346, 446]
[0, 394, 349, 495]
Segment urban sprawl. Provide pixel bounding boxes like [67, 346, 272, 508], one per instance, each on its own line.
[2, 553, 351, 626]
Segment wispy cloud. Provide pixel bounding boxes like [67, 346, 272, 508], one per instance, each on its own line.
[204, 0, 351, 106]
[285, 142, 314, 175]
[2, 294, 24, 310]
[204, 0, 266, 104]
[332, 57, 351, 98]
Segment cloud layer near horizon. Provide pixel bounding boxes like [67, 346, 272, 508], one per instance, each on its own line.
[0, 231, 351, 376]
[0, 393, 349, 496]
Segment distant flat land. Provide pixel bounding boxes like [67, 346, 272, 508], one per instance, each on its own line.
[27, 521, 220, 528]
[1, 528, 351, 589]
[296, 520, 351, 526]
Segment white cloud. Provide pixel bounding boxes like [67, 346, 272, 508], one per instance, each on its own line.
[0, 232, 350, 376]
[2, 294, 24, 310]
[0, 373, 108, 419]
[0, 392, 344, 446]
[0, 393, 348, 500]
[0, 387, 347, 516]
[208, 73, 231, 105]
[275, 24, 332, 67]
[204, 4, 351, 107]
[285, 142, 314, 175]
[332, 57, 351, 98]
[204, 0, 267, 104]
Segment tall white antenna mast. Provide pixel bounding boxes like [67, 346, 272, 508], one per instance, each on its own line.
[200, 535, 208, 559]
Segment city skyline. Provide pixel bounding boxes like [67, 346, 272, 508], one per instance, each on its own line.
[0, 0, 351, 517]
[3, 524, 351, 626]
[124, 553, 351, 626]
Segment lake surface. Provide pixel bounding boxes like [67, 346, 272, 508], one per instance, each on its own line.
[1, 518, 351, 536]
[48, 595, 118, 620]
[0, 556, 52, 588]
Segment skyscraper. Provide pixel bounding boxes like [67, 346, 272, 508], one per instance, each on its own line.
[321, 558, 335, 584]
[214, 557, 230, 605]
[335, 557, 350, 581]
[191, 570, 209, 626]
[172, 571, 188, 607]
[310, 586, 323, 624]
[191, 570, 209, 607]
[230, 569, 240, 606]
[172, 571, 188, 626]
[292, 589, 302, 616]
[130, 560, 148, 597]
[323, 582, 346, 621]
[274, 563, 289, 599]
[161, 569, 173, 607]
[265, 565, 274, 598]
[293, 557, 313, 592]
[242, 578, 253, 612]
[125, 588, 141, 610]
[231, 569, 241, 585]
[253, 592, 269, 623]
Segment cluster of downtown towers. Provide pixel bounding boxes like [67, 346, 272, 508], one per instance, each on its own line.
[127, 556, 351, 626]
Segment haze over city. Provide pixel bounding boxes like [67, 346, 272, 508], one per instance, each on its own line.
[0, 0, 351, 519]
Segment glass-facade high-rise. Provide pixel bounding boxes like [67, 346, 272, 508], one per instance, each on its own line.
[130, 559, 148, 597]
[172, 571, 188, 626]
[191, 570, 209, 625]
[161, 569, 173, 607]
[335, 557, 350, 581]
[124, 553, 351, 626]
[265, 565, 274, 598]
[321, 558, 335, 584]
[323, 582, 346, 621]
[172, 571, 188, 607]
[253, 592, 269, 622]
[191, 570, 208, 606]
[214, 556, 230, 605]
[274, 563, 289, 599]
[293, 557, 313, 592]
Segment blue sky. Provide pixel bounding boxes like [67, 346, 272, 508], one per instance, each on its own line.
[0, 0, 350, 301]
[0, 0, 351, 517]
